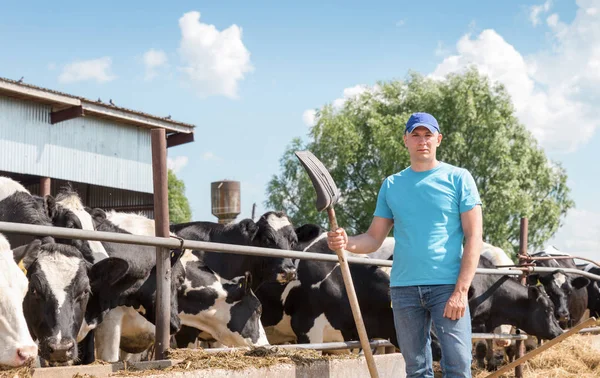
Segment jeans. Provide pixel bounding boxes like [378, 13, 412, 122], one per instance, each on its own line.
[390, 285, 472, 378]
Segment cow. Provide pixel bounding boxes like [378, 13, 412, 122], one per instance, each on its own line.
[469, 255, 564, 370]
[104, 210, 269, 349]
[170, 211, 298, 290]
[86, 208, 185, 362]
[257, 223, 398, 350]
[175, 250, 269, 348]
[19, 238, 132, 366]
[527, 246, 590, 328]
[583, 264, 600, 318]
[0, 234, 38, 367]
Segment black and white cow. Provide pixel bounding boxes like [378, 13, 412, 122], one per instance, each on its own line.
[469, 255, 563, 370]
[0, 234, 38, 367]
[20, 238, 131, 366]
[257, 224, 398, 348]
[175, 250, 269, 348]
[105, 211, 269, 349]
[86, 208, 185, 362]
[170, 211, 298, 290]
[527, 247, 589, 328]
[582, 264, 600, 318]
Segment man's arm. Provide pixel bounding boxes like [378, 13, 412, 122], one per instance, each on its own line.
[443, 204, 483, 320]
[328, 216, 393, 254]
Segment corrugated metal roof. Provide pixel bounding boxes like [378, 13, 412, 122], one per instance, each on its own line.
[0, 76, 196, 133]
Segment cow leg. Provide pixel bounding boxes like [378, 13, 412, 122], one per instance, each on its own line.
[474, 340, 487, 369]
[485, 339, 500, 371]
[95, 308, 125, 362]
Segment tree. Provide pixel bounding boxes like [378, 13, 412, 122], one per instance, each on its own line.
[168, 169, 192, 224]
[266, 69, 574, 258]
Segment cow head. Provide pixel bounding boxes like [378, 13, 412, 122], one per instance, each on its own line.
[128, 254, 185, 335]
[222, 272, 269, 346]
[520, 285, 563, 340]
[21, 240, 130, 366]
[251, 211, 298, 284]
[178, 251, 268, 347]
[527, 270, 589, 327]
[0, 238, 38, 367]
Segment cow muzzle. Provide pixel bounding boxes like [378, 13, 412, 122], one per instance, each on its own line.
[277, 268, 297, 283]
[45, 338, 76, 364]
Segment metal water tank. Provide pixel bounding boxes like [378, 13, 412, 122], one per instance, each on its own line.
[211, 180, 241, 224]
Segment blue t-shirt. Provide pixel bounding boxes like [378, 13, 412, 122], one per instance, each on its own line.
[374, 162, 482, 287]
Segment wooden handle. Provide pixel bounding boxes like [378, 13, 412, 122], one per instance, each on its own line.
[327, 207, 379, 378]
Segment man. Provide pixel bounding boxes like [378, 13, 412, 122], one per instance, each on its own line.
[327, 112, 483, 378]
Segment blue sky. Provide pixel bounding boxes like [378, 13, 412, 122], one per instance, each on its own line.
[1, 0, 598, 260]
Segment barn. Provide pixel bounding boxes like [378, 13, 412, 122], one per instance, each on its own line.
[0, 76, 195, 218]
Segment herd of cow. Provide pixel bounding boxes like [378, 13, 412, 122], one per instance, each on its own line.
[0, 175, 598, 372]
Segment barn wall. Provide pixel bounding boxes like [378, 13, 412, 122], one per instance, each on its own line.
[0, 96, 153, 193]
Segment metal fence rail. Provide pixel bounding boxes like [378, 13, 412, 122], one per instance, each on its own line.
[1, 221, 599, 280]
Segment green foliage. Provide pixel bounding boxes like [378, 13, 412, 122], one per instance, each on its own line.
[168, 169, 192, 224]
[266, 68, 574, 258]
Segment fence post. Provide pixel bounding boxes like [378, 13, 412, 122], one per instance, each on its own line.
[151, 128, 171, 360]
[515, 217, 528, 378]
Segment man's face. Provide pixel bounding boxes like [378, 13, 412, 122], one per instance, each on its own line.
[403, 126, 443, 162]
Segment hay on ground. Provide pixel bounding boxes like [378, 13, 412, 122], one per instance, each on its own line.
[112, 347, 358, 376]
[468, 334, 600, 378]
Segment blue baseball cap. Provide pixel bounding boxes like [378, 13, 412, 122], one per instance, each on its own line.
[405, 112, 440, 134]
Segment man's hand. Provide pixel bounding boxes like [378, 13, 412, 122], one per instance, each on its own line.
[443, 290, 468, 320]
[327, 228, 348, 251]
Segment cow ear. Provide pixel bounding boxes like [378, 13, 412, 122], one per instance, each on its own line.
[572, 276, 590, 290]
[239, 219, 259, 241]
[243, 271, 252, 294]
[89, 257, 129, 289]
[90, 208, 107, 222]
[14, 239, 42, 267]
[527, 285, 543, 301]
[44, 195, 57, 220]
[295, 224, 323, 244]
[170, 248, 184, 267]
[526, 274, 541, 287]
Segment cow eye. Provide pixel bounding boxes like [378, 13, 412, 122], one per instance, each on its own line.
[29, 287, 38, 297]
[76, 290, 90, 301]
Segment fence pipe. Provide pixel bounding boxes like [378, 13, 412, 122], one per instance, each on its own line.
[2, 222, 600, 280]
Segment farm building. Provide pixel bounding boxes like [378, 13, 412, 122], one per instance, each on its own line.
[0, 77, 195, 218]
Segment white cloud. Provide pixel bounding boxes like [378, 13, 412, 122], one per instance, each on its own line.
[143, 49, 168, 81]
[301, 84, 382, 125]
[58, 57, 116, 84]
[435, 41, 450, 57]
[547, 209, 600, 262]
[395, 19, 405, 27]
[431, 0, 600, 153]
[303, 109, 316, 127]
[530, 0, 552, 26]
[177, 11, 253, 99]
[201, 151, 220, 161]
[167, 156, 188, 173]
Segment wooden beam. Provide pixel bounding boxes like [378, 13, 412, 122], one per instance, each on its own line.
[50, 105, 84, 124]
[40, 177, 51, 196]
[486, 317, 597, 378]
[167, 132, 194, 148]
